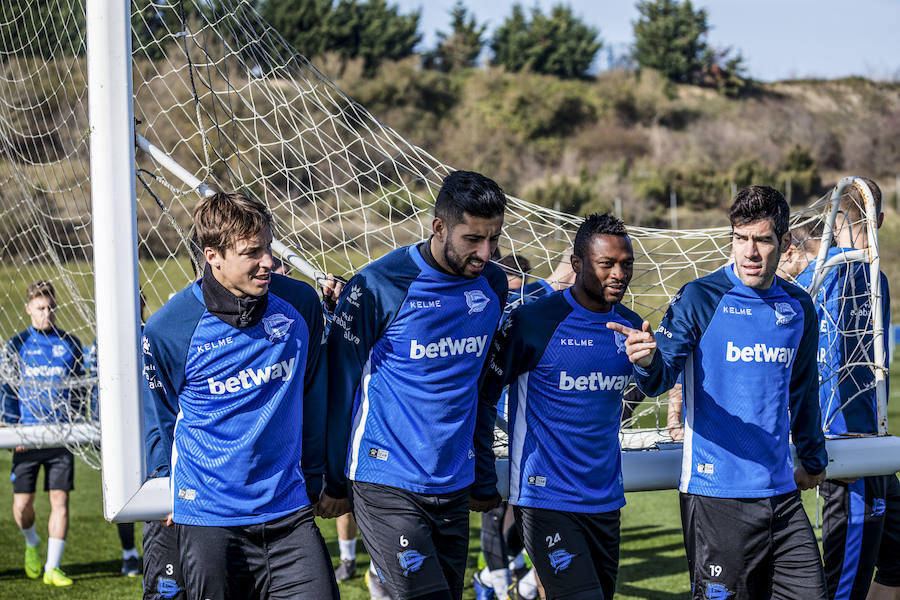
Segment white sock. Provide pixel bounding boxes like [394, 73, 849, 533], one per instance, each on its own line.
[338, 537, 357, 562]
[488, 567, 511, 597]
[20, 525, 39, 547]
[509, 552, 526, 571]
[122, 547, 139, 560]
[518, 568, 538, 599]
[46, 537, 65, 570]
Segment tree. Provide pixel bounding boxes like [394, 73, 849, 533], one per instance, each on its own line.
[427, 1, 486, 72]
[491, 4, 602, 79]
[632, 0, 709, 83]
[328, 0, 421, 75]
[259, 0, 333, 59]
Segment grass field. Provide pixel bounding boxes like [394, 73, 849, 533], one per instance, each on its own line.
[0, 358, 896, 599]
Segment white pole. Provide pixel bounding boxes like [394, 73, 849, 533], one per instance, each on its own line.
[86, 0, 141, 520]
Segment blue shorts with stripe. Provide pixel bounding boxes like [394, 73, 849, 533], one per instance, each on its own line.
[821, 474, 900, 600]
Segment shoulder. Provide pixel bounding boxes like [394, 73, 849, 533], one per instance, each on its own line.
[669, 268, 733, 312]
[144, 284, 205, 342]
[511, 290, 570, 325]
[8, 330, 31, 350]
[57, 330, 82, 353]
[268, 274, 320, 314]
[613, 303, 644, 329]
[360, 246, 419, 280]
[777, 277, 815, 313]
[481, 261, 508, 299]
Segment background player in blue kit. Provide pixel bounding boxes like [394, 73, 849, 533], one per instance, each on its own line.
[611, 186, 829, 599]
[321, 170, 508, 600]
[479, 213, 643, 600]
[141, 192, 337, 600]
[3, 280, 84, 586]
[784, 179, 898, 600]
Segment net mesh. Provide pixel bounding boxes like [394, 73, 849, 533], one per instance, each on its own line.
[0, 0, 886, 469]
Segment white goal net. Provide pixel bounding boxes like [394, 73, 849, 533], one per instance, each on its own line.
[0, 0, 892, 501]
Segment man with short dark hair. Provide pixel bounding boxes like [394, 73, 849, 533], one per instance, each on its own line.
[611, 186, 828, 599]
[480, 213, 643, 599]
[322, 170, 508, 600]
[3, 280, 84, 587]
[142, 191, 338, 599]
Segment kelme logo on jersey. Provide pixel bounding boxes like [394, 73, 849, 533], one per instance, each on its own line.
[262, 313, 293, 342]
[52, 344, 66, 358]
[207, 357, 295, 394]
[409, 335, 488, 359]
[465, 289, 490, 314]
[725, 341, 794, 368]
[559, 371, 629, 391]
[774, 302, 796, 325]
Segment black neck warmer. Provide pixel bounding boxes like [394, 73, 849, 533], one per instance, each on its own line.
[201, 263, 268, 329]
[418, 238, 456, 277]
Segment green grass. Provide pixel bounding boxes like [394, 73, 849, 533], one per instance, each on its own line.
[0, 358, 896, 598]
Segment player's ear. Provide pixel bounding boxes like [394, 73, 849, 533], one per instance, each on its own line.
[570, 253, 582, 275]
[432, 217, 446, 242]
[204, 246, 221, 269]
[777, 232, 791, 255]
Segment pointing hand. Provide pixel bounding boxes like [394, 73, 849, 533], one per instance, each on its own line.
[606, 320, 657, 368]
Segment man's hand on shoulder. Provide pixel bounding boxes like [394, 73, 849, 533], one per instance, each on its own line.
[320, 273, 345, 312]
[469, 492, 502, 513]
[606, 320, 657, 368]
[316, 492, 351, 519]
[794, 464, 826, 490]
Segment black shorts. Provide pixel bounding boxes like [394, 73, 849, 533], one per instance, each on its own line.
[514, 505, 619, 600]
[350, 481, 469, 600]
[10, 448, 74, 493]
[177, 506, 338, 600]
[821, 474, 900, 599]
[481, 501, 524, 571]
[143, 520, 185, 600]
[680, 491, 827, 600]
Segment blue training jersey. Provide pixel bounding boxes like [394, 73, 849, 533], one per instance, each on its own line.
[634, 265, 827, 498]
[2, 327, 83, 424]
[481, 288, 643, 513]
[796, 248, 891, 435]
[141, 274, 327, 526]
[326, 244, 507, 498]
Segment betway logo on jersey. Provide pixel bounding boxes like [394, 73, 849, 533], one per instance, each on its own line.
[409, 335, 488, 359]
[725, 341, 795, 369]
[23, 364, 67, 378]
[559, 371, 629, 391]
[207, 358, 295, 395]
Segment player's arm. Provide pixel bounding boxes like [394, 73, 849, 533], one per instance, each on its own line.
[141, 329, 182, 475]
[666, 382, 684, 442]
[789, 295, 828, 488]
[0, 339, 21, 423]
[610, 284, 699, 397]
[322, 272, 383, 505]
[68, 335, 86, 419]
[300, 293, 328, 504]
[473, 312, 526, 505]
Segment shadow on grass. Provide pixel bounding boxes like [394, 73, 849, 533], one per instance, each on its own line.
[618, 524, 689, 599]
[0, 559, 123, 581]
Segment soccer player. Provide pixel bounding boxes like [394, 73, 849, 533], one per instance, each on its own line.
[141, 192, 338, 599]
[3, 280, 83, 587]
[321, 170, 508, 600]
[478, 213, 643, 599]
[611, 186, 829, 599]
[796, 179, 898, 600]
